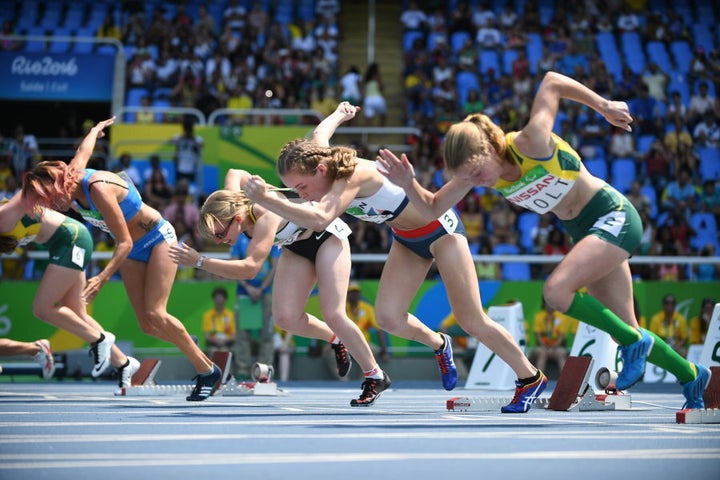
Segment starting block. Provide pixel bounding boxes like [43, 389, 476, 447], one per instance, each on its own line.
[675, 366, 720, 424]
[547, 356, 632, 412]
[222, 362, 287, 396]
[119, 351, 286, 398]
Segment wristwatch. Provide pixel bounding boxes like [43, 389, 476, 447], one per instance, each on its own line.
[196, 255, 206, 269]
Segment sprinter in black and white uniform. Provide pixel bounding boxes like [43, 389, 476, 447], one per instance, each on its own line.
[169, 169, 390, 406]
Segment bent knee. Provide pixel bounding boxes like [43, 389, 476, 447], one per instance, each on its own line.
[542, 283, 573, 311]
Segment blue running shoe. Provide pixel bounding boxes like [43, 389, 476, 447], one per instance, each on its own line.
[501, 371, 548, 413]
[616, 328, 654, 390]
[186, 364, 222, 401]
[434, 332, 458, 391]
[681, 364, 711, 409]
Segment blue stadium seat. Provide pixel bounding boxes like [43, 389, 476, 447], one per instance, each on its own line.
[610, 157, 637, 194]
[479, 49, 500, 77]
[640, 184, 658, 219]
[636, 134, 657, 155]
[125, 88, 150, 122]
[48, 28, 72, 53]
[667, 70, 690, 106]
[583, 158, 608, 181]
[646, 41, 672, 75]
[621, 32, 646, 76]
[63, 9, 84, 30]
[517, 212, 540, 253]
[696, 2, 717, 26]
[689, 211, 718, 253]
[456, 71, 480, 105]
[450, 31, 471, 53]
[273, 5, 293, 25]
[691, 24, 714, 53]
[502, 49, 518, 75]
[669, 40, 692, 74]
[151, 98, 170, 123]
[16, 2, 39, 30]
[403, 30, 425, 52]
[697, 146, 720, 182]
[525, 32, 543, 74]
[426, 32, 448, 52]
[494, 243, 531, 281]
[23, 27, 47, 53]
[40, 4, 63, 30]
[595, 32, 622, 80]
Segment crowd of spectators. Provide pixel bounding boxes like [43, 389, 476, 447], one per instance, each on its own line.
[396, 0, 720, 282]
[1, 0, 719, 282]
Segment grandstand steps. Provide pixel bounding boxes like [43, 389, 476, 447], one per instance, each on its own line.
[337, 1, 406, 149]
[337, 2, 370, 71]
[372, 2, 404, 128]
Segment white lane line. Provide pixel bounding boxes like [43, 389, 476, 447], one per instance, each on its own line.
[0, 449, 719, 469]
[2, 432, 719, 443]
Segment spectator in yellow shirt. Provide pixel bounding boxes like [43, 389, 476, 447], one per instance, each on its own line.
[649, 294, 689, 358]
[202, 287, 236, 356]
[689, 297, 715, 346]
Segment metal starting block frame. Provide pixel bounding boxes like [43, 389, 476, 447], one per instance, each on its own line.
[222, 377, 288, 396]
[675, 366, 720, 424]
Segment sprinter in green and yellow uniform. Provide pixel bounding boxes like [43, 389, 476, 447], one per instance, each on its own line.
[0, 191, 138, 390]
[377, 71, 710, 410]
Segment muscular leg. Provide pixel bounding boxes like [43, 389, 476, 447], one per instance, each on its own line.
[272, 250, 336, 340]
[375, 243, 444, 350]
[315, 236, 378, 373]
[60, 268, 128, 368]
[433, 234, 536, 378]
[32, 264, 104, 343]
[121, 244, 212, 374]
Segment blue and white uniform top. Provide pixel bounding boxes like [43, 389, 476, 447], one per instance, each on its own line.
[74, 169, 143, 235]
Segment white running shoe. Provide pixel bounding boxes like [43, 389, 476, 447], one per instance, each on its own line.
[118, 356, 141, 389]
[33, 339, 55, 380]
[90, 331, 115, 377]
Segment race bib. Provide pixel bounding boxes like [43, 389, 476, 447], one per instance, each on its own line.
[160, 222, 178, 243]
[72, 245, 85, 268]
[438, 209, 459, 234]
[592, 211, 626, 237]
[325, 217, 352, 239]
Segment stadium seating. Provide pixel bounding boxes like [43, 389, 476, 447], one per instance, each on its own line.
[610, 157, 637, 194]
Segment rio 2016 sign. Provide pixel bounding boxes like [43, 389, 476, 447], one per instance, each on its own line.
[0, 52, 114, 101]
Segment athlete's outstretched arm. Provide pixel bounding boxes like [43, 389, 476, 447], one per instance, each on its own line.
[377, 149, 473, 221]
[519, 72, 632, 157]
[244, 174, 355, 232]
[313, 101, 360, 147]
[69, 117, 116, 170]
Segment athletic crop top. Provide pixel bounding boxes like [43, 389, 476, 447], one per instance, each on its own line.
[344, 176, 409, 224]
[247, 203, 309, 247]
[1, 214, 40, 246]
[75, 169, 143, 233]
[493, 132, 582, 214]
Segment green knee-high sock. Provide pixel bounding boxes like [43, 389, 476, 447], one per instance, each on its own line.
[565, 292, 641, 346]
[644, 330, 696, 384]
